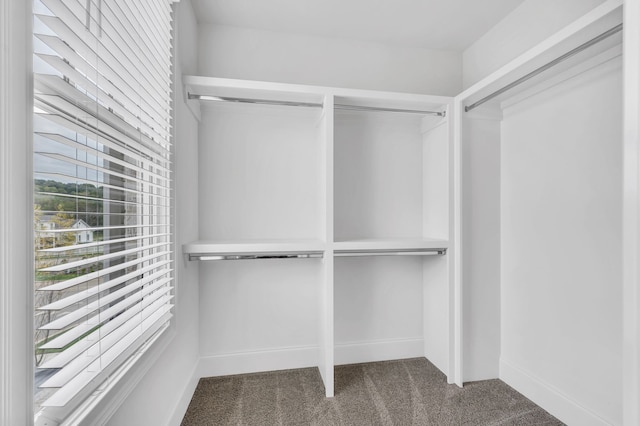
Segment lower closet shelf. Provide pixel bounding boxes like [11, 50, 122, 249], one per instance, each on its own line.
[183, 239, 326, 261]
[188, 252, 323, 261]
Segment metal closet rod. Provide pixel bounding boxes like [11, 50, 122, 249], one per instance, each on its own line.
[465, 23, 623, 112]
[335, 248, 447, 257]
[188, 252, 323, 261]
[188, 93, 445, 116]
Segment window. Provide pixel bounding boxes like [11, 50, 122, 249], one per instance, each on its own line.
[32, 0, 173, 420]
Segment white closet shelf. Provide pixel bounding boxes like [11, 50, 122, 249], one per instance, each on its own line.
[183, 239, 326, 257]
[184, 75, 450, 115]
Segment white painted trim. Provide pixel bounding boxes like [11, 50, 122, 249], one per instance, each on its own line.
[0, 0, 11, 421]
[1, 0, 32, 424]
[334, 338, 424, 366]
[167, 357, 201, 426]
[198, 346, 320, 379]
[623, 0, 640, 424]
[500, 359, 613, 426]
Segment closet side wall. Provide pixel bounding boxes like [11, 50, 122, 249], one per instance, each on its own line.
[197, 24, 462, 96]
[500, 58, 622, 425]
[462, 0, 606, 89]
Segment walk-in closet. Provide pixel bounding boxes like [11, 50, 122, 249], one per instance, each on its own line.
[3, 0, 640, 424]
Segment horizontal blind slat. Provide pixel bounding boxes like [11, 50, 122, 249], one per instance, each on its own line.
[96, 0, 171, 72]
[81, 0, 172, 89]
[35, 75, 171, 156]
[36, 10, 172, 118]
[37, 251, 171, 292]
[39, 293, 173, 387]
[34, 53, 171, 142]
[115, 0, 172, 63]
[39, 276, 172, 331]
[35, 171, 171, 202]
[35, 190, 170, 208]
[35, 96, 171, 163]
[37, 232, 171, 253]
[40, 310, 173, 407]
[36, 223, 171, 235]
[38, 242, 169, 273]
[38, 293, 172, 369]
[37, 263, 172, 349]
[34, 36, 172, 131]
[38, 268, 171, 311]
[35, 151, 170, 192]
[35, 131, 171, 184]
[34, 112, 172, 174]
[37, 291, 172, 351]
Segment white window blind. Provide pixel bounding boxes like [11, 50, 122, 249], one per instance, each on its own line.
[33, 0, 173, 416]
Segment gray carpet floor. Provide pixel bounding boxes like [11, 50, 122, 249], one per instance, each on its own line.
[181, 358, 563, 425]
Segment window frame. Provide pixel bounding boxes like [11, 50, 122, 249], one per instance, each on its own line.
[1, 0, 34, 424]
[0, 0, 178, 424]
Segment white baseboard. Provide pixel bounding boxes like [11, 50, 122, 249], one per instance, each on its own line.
[167, 360, 201, 426]
[335, 338, 424, 366]
[198, 345, 320, 379]
[193, 338, 423, 382]
[500, 359, 613, 426]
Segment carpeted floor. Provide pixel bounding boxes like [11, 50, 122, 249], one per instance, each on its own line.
[181, 358, 563, 425]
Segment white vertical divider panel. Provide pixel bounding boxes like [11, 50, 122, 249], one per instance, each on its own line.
[623, 0, 640, 423]
[445, 102, 458, 386]
[452, 100, 464, 387]
[318, 94, 335, 397]
[421, 112, 454, 382]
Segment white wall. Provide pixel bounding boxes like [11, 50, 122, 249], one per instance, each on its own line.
[462, 0, 606, 89]
[197, 24, 462, 96]
[623, 1, 640, 424]
[105, 1, 201, 425]
[500, 57, 622, 425]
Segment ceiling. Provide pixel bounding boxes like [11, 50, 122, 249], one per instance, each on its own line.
[190, 0, 526, 51]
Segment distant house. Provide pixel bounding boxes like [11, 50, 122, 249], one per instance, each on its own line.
[72, 219, 94, 244]
[37, 214, 56, 242]
[36, 216, 95, 249]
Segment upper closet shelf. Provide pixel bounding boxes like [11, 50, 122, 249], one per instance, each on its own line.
[460, 0, 622, 113]
[183, 75, 451, 116]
